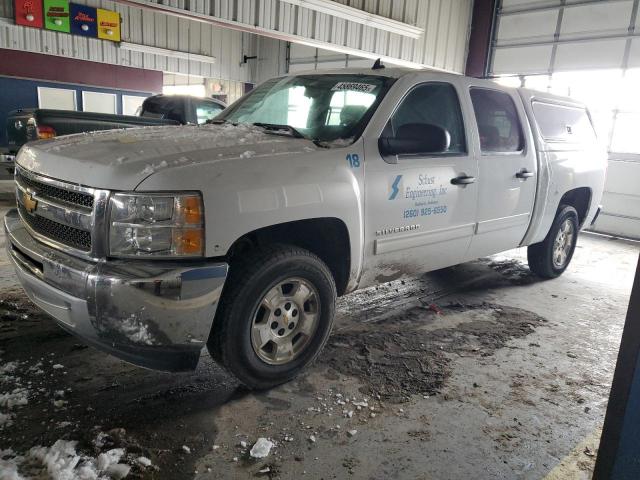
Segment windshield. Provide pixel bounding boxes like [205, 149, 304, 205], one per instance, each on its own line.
[218, 74, 394, 144]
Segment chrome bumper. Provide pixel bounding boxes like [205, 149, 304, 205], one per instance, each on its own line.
[4, 209, 228, 371]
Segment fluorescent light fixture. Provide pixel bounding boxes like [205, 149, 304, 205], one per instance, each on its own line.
[119, 42, 216, 64]
[279, 0, 423, 39]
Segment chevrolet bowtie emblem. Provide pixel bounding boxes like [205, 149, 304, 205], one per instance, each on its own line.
[23, 192, 38, 214]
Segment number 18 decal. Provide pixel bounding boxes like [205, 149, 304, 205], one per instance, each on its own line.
[346, 153, 360, 168]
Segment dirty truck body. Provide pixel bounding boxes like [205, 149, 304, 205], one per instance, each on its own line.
[4, 68, 606, 388]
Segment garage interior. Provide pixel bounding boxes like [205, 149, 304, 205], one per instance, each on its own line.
[0, 0, 639, 479]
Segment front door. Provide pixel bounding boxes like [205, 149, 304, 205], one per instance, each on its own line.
[359, 78, 479, 287]
[464, 87, 538, 259]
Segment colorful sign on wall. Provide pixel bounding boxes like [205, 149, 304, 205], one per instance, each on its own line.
[14, 0, 121, 42]
[96, 8, 120, 42]
[43, 0, 70, 33]
[70, 3, 97, 37]
[14, 0, 44, 28]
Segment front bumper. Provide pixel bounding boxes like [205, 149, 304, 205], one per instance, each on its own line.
[4, 209, 228, 371]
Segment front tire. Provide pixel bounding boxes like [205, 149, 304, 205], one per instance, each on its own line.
[208, 244, 336, 389]
[527, 205, 579, 278]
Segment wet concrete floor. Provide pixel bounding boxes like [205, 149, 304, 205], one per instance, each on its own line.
[0, 200, 638, 479]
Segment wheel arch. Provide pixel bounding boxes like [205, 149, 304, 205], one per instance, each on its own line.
[558, 187, 592, 228]
[225, 217, 352, 296]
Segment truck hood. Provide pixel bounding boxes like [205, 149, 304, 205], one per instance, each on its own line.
[16, 123, 320, 190]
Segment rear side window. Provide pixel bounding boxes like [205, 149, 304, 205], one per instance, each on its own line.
[470, 88, 524, 153]
[532, 102, 597, 144]
[391, 82, 466, 154]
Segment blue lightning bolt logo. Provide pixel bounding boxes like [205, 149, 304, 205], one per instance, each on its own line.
[389, 175, 402, 200]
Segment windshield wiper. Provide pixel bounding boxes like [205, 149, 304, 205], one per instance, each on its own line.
[252, 122, 306, 139]
[206, 118, 228, 125]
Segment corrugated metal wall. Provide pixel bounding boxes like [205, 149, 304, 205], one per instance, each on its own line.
[118, 0, 472, 72]
[0, 0, 253, 82]
[1, 0, 473, 82]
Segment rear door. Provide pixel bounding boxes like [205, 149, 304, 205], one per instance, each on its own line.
[464, 86, 538, 259]
[359, 76, 479, 287]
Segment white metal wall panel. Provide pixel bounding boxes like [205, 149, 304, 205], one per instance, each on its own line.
[497, 10, 558, 44]
[491, 0, 639, 75]
[555, 38, 628, 70]
[628, 38, 640, 67]
[560, 1, 633, 39]
[593, 158, 640, 239]
[492, 44, 554, 74]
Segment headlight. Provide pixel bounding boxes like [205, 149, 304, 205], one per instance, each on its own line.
[109, 193, 204, 258]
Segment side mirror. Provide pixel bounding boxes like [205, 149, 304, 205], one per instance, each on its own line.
[379, 123, 451, 157]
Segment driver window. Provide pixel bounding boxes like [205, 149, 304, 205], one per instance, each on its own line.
[390, 82, 466, 154]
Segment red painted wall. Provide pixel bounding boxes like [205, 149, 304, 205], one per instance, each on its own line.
[0, 48, 163, 93]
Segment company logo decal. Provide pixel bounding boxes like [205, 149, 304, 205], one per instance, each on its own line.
[388, 175, 403, 200]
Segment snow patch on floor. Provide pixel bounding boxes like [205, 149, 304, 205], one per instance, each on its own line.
[1, 437, 136, 480]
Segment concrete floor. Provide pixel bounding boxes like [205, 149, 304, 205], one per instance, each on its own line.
[0, 198, 638, 480]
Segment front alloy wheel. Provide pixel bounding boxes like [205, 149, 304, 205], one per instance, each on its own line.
[251, 278, 320, 365]
[208, 244, 336, 389]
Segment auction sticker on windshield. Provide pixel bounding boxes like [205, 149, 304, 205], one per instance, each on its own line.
[331, 82, 377, 93]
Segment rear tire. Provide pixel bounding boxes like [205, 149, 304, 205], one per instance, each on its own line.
[527, 205, 579, 278]
[208, 244, 336, 389]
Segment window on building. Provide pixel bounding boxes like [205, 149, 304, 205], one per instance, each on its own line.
[82, 91, 117, 114]
[122, 95, 148, 116]
[37, 87, 76, 110]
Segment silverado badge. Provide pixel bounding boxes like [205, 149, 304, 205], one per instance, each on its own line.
[23, 191, 38, 214]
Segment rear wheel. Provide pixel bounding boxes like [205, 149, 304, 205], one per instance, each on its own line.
[208, 244, 336, 389]
[527, 205, 579, 278]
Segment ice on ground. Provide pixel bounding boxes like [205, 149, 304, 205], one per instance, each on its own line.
[136, 457, 152, 467]
[0, 412, 14, 428]
[52, 364, 64, 370]
[0, 362, 19, 375]
[4, 440, 133, 480]
[105, 463, 130, 479]
[182, 445, 191, 454]
[249, 438, 273, 459]
[239, 150, 256, 159]
[0, 388, 29, 409]
[0, 449, 23, 480]
[96, 448, 125, 471]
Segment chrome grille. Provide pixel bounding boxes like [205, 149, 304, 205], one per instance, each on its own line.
[16, 169, 94, 209]
[18, 203, 92, 251]
[14, 166, 109, 259]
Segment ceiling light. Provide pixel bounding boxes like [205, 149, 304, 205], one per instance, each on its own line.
[119, 42, 216, 64]
[280, 0, 423, 39]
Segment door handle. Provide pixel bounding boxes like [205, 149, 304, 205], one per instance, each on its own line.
[450, 175, 476, 185]
[516, 169, 534, 179]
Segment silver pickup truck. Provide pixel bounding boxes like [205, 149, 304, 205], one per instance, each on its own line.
[4, 66, 606, 388]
